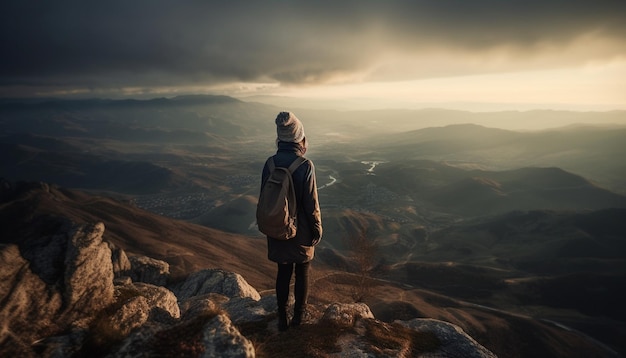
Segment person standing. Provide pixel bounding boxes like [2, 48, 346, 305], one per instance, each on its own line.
[259, 111, 323, 331]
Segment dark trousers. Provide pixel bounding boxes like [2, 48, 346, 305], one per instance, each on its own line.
[276, 262, 310, 313]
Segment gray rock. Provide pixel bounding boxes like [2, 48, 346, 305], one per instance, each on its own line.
[106, 322, 166, 358]
[321, 302, 375, 327]
[108, 241, 131, 278]
[397, 318, 498, 358]
[129, 255, 170, 286]
[222, 295, 275, 324]
[0, 244, 63, 355]
[63, 222, 115, 319]
[179, 293, 228, 321]
[0, 221, 116, 356]
[175, 268, 260, 301]
[103, 295, 151, 338]
[129, 282, 181, 321]
[200, 314, 255, 358]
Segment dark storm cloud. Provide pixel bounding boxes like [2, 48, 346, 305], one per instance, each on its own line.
[1, 0, 625, 95]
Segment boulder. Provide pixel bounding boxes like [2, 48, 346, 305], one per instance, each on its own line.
[179, 293, 228, 321]
[0, 221, 115, 355]
[128, 255, 170, 286]
[321, 302, 375, 327]
[175, 269, 260, 301]
[103, 295, 151, 338]
[63, 222, 115, 320]
[222, 295, 276, 324]
[200, 314, 255, 358]
[108, 242, 131, 278]
[108, 311, 255, 357]
[128, 282, 180, 321]
[0, 244, 63, 354]
[397, 318, 497, 358]
[105, 322, 165, 358]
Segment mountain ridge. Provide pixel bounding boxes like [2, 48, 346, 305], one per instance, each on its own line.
[1, 179, 622, 357]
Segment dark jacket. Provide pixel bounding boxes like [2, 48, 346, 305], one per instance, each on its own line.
[261, 142, 322, 263]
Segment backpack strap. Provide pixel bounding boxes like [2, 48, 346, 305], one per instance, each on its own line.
[268, 156, 307, 174]
[267, 157, 276, 172]
[287, 156, 307, 174]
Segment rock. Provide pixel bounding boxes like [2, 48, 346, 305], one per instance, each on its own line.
[0, 221, 116, 356]
[108, 242, 131, 278]
[17, 216, 72, 285]
[179, 293, 228, 321]
[397, 318, 497, 358]
[201, 314, 255, 358]
[316, 304, 497, 358]
[102, 296, 151, 338]
[108, 310, 255, 357]
[175, 269, 260, 301]
[33, 329, 87, 358]
[0, 244, 63, 354]
[106, 322, 165, 358]
[321, 302, 375, 327]
[129, 255, 170, 286]
[63, 222, 115, 319]
[222, 295, 276, 324]
[128, 282, 180, 321]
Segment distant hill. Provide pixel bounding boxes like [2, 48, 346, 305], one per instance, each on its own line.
[192, 194, 258, 234]
[0, 142, 194, 194]
[364, 123, 626, 194]
[0, 95, 277, 139]
[422, 166, 626, 215]
[323, 159, 626, 219]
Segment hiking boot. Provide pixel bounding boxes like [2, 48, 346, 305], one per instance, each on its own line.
[277, 308, 289, 331]
[290, 307, 305, 327]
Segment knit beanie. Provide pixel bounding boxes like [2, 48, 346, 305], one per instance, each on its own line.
[275, 111, 305, 143]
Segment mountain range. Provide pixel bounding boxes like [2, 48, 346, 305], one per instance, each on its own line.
[1, 95, 625, 356]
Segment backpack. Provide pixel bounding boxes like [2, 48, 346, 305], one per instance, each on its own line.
[256, 156, 307, 240]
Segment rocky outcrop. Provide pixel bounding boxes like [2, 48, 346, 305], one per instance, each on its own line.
[175, 268, 261, 301]
[317, 303, 496, 358]
[398, 319, 497, 358]
[200, 314, 255, 358]
[0, 244, 63, 355]
[109, 241, 131, 278]
[0, 218, 497, 357]
[0, 220, 114, 356]
[128, 255, 170, 286]
[63, 222, 115, 321]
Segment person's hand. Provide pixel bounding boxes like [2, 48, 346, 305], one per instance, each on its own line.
[312, 237, 321, 246]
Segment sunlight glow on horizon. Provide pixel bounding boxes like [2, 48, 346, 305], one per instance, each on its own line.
[228, 60, 626, 112]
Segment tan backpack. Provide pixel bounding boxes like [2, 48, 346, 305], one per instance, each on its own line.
[256, 156, 307, 240]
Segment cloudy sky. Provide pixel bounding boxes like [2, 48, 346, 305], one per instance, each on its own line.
[1, 0, 625, 110]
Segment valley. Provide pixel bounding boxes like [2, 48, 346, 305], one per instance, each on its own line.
[1, 96, 625, 356]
